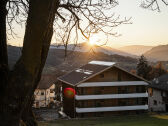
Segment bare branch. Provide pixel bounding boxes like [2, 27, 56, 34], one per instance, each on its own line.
[53, 0, 131, 57]
[141, 0, 168, 11]
[6, 0, 29, 39]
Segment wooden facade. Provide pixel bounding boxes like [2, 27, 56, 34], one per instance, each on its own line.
[58, 61, 149, 118]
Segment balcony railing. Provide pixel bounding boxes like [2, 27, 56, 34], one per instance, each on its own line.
[76, 105, 148, 113]
[77, 81, 148, 87]
[75, 92, 148, 100]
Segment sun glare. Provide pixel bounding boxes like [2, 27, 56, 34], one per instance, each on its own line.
[89, 34, 99, 46]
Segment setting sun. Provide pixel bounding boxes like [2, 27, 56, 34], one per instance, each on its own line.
[89, 34, 100, 46]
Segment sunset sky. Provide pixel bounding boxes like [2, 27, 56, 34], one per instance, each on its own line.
[8, 0, 168, 48]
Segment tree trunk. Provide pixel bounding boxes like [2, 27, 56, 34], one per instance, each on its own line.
[0, 0, 59, 126]
[0, 0, 8, 98]
[22, 96, 38, 126]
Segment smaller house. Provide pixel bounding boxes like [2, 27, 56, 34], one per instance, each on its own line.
[148, 74, 168, 112]
[33, 75, 56, 108]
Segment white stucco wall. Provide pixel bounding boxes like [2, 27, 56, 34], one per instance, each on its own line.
[148, 88, 166, 112]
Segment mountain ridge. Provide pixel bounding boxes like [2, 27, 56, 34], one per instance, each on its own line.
[118, 45, 154, 56]
[144, 44, 168, 61]
[51, 42, 137, 58]
[7, 45, 138, 74]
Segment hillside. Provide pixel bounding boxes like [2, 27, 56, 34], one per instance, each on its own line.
[51, 42, 137, 58]
[144, 45, 168, 61]
[8, 45, 138, 74]
[118, 45, 153, 56]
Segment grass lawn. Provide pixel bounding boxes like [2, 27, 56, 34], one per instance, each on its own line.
[39, 114, 168, 126]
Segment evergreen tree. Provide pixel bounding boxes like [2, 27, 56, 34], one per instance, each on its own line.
[137, 55, 151, 80]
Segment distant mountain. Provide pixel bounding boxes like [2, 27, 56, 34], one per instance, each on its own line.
[144, 44, 168, 61]
[51, 42, 137, 58]
[118, 45, 154, 56]
[8, 45, 138, 74]
[7, 45, 22, 67]
[8, 45, 168, 87]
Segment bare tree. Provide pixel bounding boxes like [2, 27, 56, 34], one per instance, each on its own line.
[0, 0, 140, 126]
[53, 0, 131, 57]
[1, 0, 59, 126]
[141, 0, 168, 11]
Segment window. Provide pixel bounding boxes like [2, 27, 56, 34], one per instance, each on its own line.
[124, 87, 129, 93]
[100, 112, 104, 116]
[95, 112, 104, 117]
[136, 86, 139, 92]
[136, 98, 144, 105]
[77, 88, 82, 95]
[118, 99, 127, 106]
[100, 100, 105, 102]
[142, 98, 147, 104]
[99, 73, 104, 78]
[118, 87, 121, 94]
[118, 72, 121, 81]
[94, 88, 101, 94]
[82, 101, 84, 107]
[95, 101, 101, 107]
[100, 100, 105, 106]
[50, 89, 54, 93]
[136, 86, 142, 93]
[36, 102, 39, 107]
[127, 99, 131, 105]
[84, 102, 88, 107]
[154, 100, 157, 105]
[83, 88, 87, 94]
[101, 87, 105, 93]
[81, 88, 84, 94]
[41, 91, 44, 95]
[141, 86, 146, 92]
[118, 87, 129, 94]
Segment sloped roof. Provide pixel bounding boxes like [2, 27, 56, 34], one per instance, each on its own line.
[37, 74, 57, 89]
[57, 61, 115, 86]
[156, 73, 168, 84]
[149, 84, 168, 92]
[58, 60, 149, 86]
[149, 74, 168, 91]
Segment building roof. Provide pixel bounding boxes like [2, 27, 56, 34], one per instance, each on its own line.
[57, 61, 115, 86]
[38, 82, 54, 89]
[149, 74, 168, 91]
[37, 74, 56, 89]
[149, 84, 168, 92]
[58, 60, 148, 86]
[155, 73, 168, 84]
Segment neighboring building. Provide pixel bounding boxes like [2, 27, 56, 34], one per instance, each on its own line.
[58, 61, 149, 118]
[148, 74, 168, 112]
[33, 83, 56, 108]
